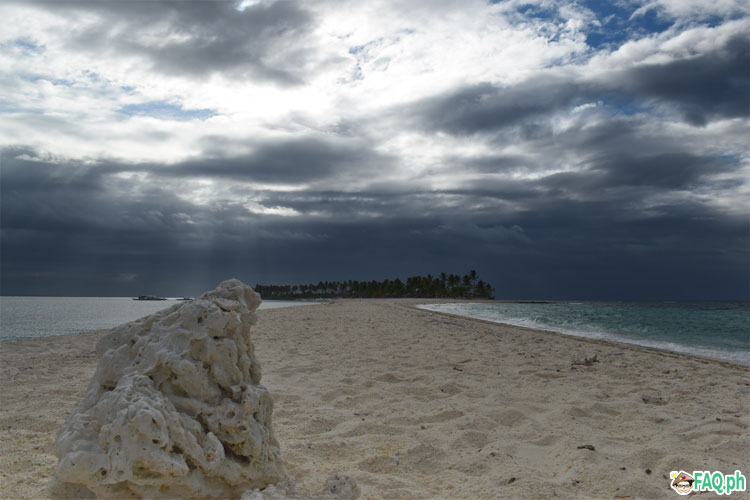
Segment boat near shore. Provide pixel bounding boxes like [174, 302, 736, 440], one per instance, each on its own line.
[132, 295, 167, 301]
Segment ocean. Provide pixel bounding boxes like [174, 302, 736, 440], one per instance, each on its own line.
[417, 301, 750, 366]
[0, 297, 321, 343]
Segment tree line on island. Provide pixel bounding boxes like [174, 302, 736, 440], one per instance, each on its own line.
[254, 271, 494, 300]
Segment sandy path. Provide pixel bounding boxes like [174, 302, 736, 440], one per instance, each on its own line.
[1, 299, 748, 499]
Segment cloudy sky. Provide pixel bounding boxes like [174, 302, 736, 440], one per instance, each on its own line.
[1, 0, 748, 299]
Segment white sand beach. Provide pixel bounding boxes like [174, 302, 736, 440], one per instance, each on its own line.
[1, 299, 748, 499]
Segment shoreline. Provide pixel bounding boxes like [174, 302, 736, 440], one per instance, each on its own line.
[6, 297, 744, 368]
[408, 301, 749, 369]
[3, 307, 745, 370]
[3, 297, 745, 368]
[1, 299, 748, 499]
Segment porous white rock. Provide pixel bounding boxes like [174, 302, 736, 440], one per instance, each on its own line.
[49, 279, 288, 499]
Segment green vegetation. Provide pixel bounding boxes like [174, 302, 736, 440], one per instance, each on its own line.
[254, 271, 494, 300]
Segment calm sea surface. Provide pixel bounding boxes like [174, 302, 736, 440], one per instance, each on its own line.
[0, 297, 320, 343]
[418, 301, 750, 366]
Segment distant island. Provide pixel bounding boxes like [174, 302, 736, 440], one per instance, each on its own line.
[254, 271, 494, 300]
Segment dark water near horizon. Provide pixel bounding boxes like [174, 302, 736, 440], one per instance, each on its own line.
[418, 301, 750, 366]
[0, 297, 321, 343]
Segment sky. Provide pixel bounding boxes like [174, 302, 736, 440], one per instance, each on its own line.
[0, 0, 748, 299]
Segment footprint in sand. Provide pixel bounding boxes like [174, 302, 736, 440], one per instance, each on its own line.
[421, 409, 464, 423]
[450, 430, 488, 450]
[357, 454, 399, 474]
[300, 416, 342, 435]
[320, 386, 359, 403]
[401, 443, 447, 474]
[340, 423, 404, 438]
[374, 373, 404, 383]
[495, 409, 529, 427]
[568, 406, 590, 418]
[590, 402, 621, 417]
[529, 434, 560, 446]
[534, 371, 567, 379]
[396, 385, 440, 399]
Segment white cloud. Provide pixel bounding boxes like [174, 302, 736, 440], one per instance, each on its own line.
[631, 0, 749, 21]
[0, 0, 747, 221]
[0, 0, 594, 163]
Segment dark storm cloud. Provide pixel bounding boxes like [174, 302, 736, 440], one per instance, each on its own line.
[607, 33, 749, 126]
[448, 127, 743, 241]
[462, 154, 533, 175]
[30, 0, 316, 84]
[174, 137, 393, 183]
[409, 32, 748, 134]
[3, 12, 749, 299]
[409, 76, 585, 135]
[0, 134, 392, 201]
[0, 147, 198, 236]
[249, 188, 747, 300]
[525, 118, 740, 194]
[2, 143, 747, 298]
[585, 152, 736, 190]
[427, 111, 741, 210]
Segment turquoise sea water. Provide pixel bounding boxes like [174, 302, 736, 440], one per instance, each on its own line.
[0, 297, 320, 343]
[417, 301, 750, 366]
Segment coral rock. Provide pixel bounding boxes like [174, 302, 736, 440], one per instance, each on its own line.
[49, 279, 288, 499]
